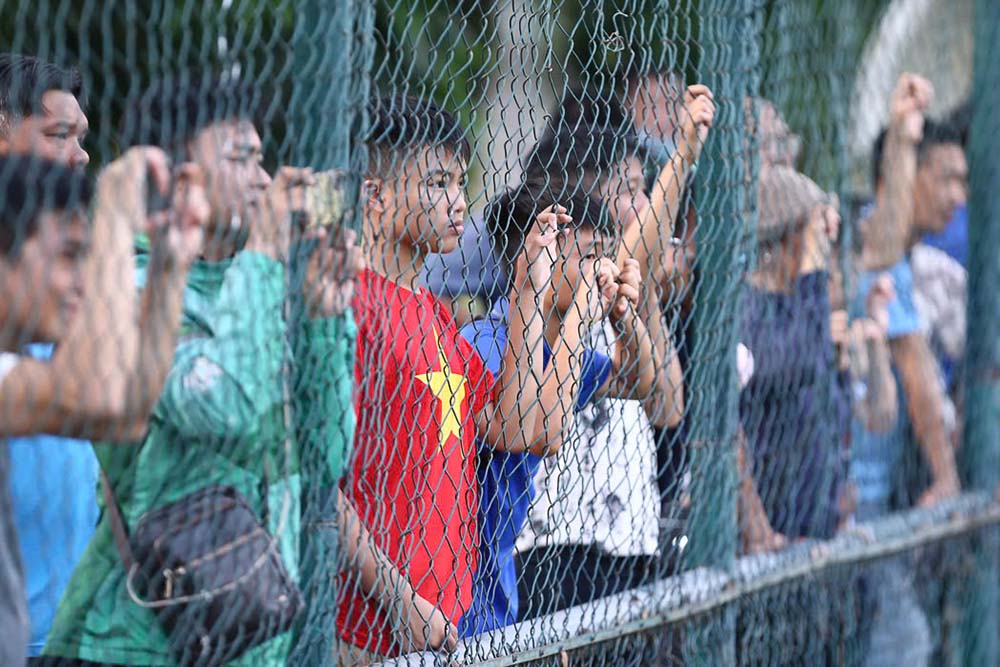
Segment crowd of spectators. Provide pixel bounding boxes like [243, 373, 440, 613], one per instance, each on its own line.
[0, 48, 973, 667]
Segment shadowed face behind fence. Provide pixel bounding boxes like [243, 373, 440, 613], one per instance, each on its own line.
[187, 119, 271, 243]
[0, 209, 87, 343]
[914, 143, 967, 235]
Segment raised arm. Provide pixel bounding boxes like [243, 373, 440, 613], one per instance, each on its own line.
[0, 149, 162, 437]
[853, 274, 898, 433]
[478, 206, 568, 453]
[152, 167, 311, 441]
[618, 85, 715, 285]
[108, 161, 210, 440]
[636, 267, 684, 427]
[598, 258, 660, 404]
[861, 74, 933, 271]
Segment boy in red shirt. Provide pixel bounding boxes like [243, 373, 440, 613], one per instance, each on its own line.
[337, 95, 555, 660]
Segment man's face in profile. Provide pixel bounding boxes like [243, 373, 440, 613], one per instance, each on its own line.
[0, 90, 89, 168]
[914, 143, 967, 234]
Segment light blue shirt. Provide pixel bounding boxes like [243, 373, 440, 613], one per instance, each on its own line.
[8, 344, 99, 657]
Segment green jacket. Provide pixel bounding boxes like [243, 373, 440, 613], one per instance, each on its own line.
[44, 248, 355, 666]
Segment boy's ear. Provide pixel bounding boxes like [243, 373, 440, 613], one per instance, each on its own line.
[362, 177, 385, 214]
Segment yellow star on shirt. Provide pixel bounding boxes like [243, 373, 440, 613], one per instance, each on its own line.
[415, 327, 468, 452]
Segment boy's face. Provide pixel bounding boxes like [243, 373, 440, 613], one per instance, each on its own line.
[599, 155, 648, 230]
[188, 120, 272, 239]
[551, 225, 612, 312]
[0, 90, 89, 168]
[374, 146, 468, 255]
[0, 209, 88, 343]
[913, 143, 967, 234]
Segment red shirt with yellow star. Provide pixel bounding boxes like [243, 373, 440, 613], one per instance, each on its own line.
[338, 269, 495, 656]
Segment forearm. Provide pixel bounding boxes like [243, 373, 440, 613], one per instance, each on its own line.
[52, 193, 140, 421]
[737, 434, 775, 540]
[863, 334, 898, 433]
[105, 265, 189, 439]
[863, 129, 917, 270]
[527, 311, 583, 457]
[487, 288, 545, 452]
[891, 334, 959, 484]
[609, 306, 659, 402]
[640, 281, 683, 427]
[337, 492, 415, 609]
[622, 152, 690, 282]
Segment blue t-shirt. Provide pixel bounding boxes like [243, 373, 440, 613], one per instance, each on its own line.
[458, 300, 612, 637]
[849, 258, 921, 519]
[852, 257, 921, 341]
[7, 344, 99, 657]
[922, 203, 968, 269]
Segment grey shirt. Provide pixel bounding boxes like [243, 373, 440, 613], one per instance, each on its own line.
[0, 352, 28, 666]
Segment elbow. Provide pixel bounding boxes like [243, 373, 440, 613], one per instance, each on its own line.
[528, 430, 563, 457]
[648, 392, 684, 429]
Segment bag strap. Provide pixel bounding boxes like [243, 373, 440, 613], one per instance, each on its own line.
[100, 469, 137, 572]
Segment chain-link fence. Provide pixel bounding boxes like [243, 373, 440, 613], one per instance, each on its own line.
[0, 0, 996, 665]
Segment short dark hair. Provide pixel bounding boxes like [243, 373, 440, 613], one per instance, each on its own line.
[622, 62, 682, 94]
[487, 172, 616, 288]
[0, 54, 85, 134]
[871, 119, 964, 189]
[365, 94, 470, 177]
[0, 155, 92, 258]
[121, 72, 260, 156]
[523, 86, 644, 184]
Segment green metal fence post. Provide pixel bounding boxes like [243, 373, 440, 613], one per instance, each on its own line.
[683, 0, 758, 663]
[959, 1, 1000, 664]
[287, 3, 374, 665]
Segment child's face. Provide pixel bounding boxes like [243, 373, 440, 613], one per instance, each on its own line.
[550, 226, 613, 313]
[380, 146, 468, 255]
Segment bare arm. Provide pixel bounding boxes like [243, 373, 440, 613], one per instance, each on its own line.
[479, 207, 567, 453]
[104, 162, 210, 441]
[618, 85, 715, 284]
[0, 151, 161, 437]
[637, 275, 683, 428]
[525, 302, 584, 458]
[890, 331, 960, 505]
[861, 74, 932, 271]
[336, 493, 457, 652]
[855, 321, 898, 433]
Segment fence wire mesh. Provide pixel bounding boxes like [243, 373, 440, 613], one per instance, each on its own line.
[0, 0, 996, 666]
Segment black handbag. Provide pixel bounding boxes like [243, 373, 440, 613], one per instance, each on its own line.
[101, 470, 304, 666]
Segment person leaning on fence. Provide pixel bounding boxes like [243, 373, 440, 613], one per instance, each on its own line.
[35, 75, 420, 667]
[853, 73, 965, 510]
[457, 178, 658, 637]
[514, 83, 711, 619]
[0, 144, 210, 667]
[738, 166, 848, 551]
[335, 94, 550, 663]
[0, 54, 101, 664]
